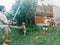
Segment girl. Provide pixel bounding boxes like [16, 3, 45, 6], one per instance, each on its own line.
[22, 22, 26, 36]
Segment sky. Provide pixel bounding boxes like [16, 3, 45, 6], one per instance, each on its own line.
[38, 0, 60, 7]
[0, 0, 16, 12]
[38, 0, 52, 6]
[53, 0, 60, 7]
[0, 0, 60, 12]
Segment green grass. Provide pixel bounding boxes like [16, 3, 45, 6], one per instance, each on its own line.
[0, 25, 60, 45]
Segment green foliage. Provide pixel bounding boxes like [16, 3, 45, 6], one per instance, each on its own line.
[6, 12, 14, 20]
[12, 0, 37, 26]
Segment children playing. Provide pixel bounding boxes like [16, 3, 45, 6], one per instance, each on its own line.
[22, 22, 26, 36]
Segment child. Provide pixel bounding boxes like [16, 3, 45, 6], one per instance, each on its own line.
[51, 18, 56, 27]
[50, 18, 57, 30]
[43, 16, 49, 34]
[22, 22, 26, 36]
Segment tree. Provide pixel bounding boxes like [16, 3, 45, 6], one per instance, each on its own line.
[11, 0, 37, 26]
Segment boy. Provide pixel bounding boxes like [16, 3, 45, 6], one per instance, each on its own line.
[22, 22, 26, 36]
[43, 16, 49, 34]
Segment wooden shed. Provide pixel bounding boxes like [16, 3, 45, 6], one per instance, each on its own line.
[35, 4, 53, 25]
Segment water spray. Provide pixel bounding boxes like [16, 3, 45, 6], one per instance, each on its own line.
[13, 0, 25, 21]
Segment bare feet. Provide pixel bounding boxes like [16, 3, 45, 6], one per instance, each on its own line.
[2, 43, 7, 45]
[6, 40, 11, 43]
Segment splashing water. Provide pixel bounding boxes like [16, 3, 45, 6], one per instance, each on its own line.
[13, 0, 25, 20]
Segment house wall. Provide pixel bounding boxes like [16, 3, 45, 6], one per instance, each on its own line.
[53, 6, 60, 24]
[35, 16, 45, 24]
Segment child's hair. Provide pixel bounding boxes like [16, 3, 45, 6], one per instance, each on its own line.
[22, 22, 25, 25]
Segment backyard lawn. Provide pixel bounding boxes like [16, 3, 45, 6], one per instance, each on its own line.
[0, 25, 60, 45]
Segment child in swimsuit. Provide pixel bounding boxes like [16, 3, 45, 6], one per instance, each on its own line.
[22, 22, 26, 36]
